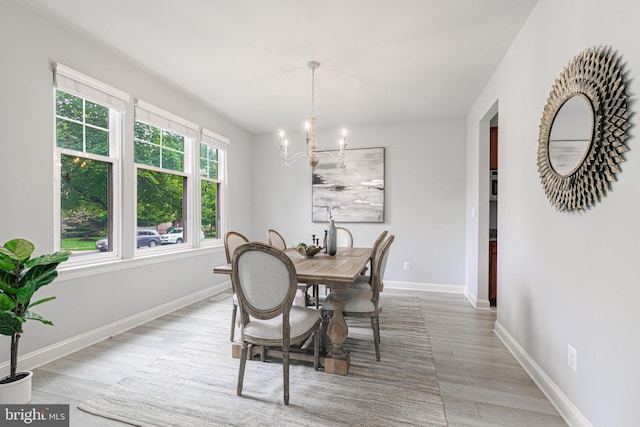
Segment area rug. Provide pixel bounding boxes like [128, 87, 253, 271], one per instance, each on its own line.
[79, 296, 447, 426]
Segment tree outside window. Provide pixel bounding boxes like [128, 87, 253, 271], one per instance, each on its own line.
[200, 143, 219, 239]
[56, 90, 113, 253]
[134, 120, 186, 244]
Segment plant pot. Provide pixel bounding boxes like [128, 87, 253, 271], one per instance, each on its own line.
[0, 371, 33, 404]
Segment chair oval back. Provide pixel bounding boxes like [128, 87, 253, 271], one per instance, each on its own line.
[232, 242, 297, 320]
[371, 235, 395, 304]
[224, 231, 250, 263]
[336, 227, 354, 247]
[267, 229, 287, 251]
[370, 230, 388, 263]
[323, 226, 354, 248]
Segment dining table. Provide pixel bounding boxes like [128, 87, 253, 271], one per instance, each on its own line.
[213, 246, 371, 376]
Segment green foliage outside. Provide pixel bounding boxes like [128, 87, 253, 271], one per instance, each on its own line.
[61, 237, 101, 251]
[137, 169, 184, 227]
[56, 90, 220, 251]
[201, 180, 218, 239]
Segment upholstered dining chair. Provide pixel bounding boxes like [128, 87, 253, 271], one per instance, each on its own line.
[336, 226, 353, 247]
[322, 226, 354, 248]
[321, 234, 395, 361]
[266, 228, 287, 250]
[224, 231, 250, 342]
[351, 230, 388, 290]
[267, 228, 318, 308]
[232, 242, 321, 405]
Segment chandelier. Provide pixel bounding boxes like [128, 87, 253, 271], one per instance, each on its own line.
[279, 61, 347, 171]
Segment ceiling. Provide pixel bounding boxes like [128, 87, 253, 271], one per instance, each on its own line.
[23, 0, 538, 134]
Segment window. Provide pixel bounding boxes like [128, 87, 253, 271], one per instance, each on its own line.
[200, 129, 228, 241]
[53, 65, 229, 261]
[134, 100, 197, 249]
[54, 64, 128, 257]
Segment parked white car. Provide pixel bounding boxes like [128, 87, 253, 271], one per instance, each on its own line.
[160, 228, 185, 244]
[160, 228, 205, 244]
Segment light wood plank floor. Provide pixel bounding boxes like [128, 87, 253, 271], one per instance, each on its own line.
[30, 289, 566, 426]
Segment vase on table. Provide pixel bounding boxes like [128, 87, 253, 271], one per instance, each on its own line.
[326, 218, 337, 256]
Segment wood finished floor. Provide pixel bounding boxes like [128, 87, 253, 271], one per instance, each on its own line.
[30, 289, 567, 426]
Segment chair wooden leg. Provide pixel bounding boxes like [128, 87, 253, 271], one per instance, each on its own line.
[314, 329, 319, 371]
[283, 347, 290, 405]
[313, 284, 319, 309]
[371, 316, 381, 362]
[237, 341, 248, 396]
[230, 303, 237, 342]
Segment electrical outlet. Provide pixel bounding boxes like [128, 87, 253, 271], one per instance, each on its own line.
[403, 261, 410, 271]
[567, 345, 577, 372]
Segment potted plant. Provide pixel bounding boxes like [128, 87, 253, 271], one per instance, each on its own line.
[0, 238, 69, 403]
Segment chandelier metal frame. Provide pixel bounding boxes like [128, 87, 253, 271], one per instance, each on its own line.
[279, 61, 347, 171]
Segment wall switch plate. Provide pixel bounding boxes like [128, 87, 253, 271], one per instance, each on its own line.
[403, 261, 410, 271]
[567, 344, 577, 372]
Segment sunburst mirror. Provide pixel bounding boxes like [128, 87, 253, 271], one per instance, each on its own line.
[537, 46, 631, 212]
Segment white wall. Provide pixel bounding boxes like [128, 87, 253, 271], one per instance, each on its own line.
[251, 118, 467, 287]
[0, 1, 253, 369]
[466, 0, 640, 425]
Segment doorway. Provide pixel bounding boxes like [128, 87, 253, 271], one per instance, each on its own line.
[488, 114, 498, 307]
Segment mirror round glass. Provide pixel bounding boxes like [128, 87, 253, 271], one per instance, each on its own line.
[548, 94, 594, 176]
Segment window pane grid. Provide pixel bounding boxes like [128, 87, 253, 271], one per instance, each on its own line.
[199, 143, 218, 179]
[55, 74, 229, 259]
[56, 90, 110, 157]
[135, 121, 185, 172]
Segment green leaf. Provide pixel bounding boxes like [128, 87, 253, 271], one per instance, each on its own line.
[0, 258, 17, 271]
[16, 280, 36, 305]
[22, 265, 58, 291]
[28, 296, 56, 308]
[25, 251, 70, 268]
[0, 284, 19, 295]
[0, 294, 16, 310]
[24, 311, 53, 326]
[0, 312, 23, 336]
[0, 239, 34, 262]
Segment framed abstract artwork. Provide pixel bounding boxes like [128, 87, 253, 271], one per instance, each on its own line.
[312, 147, 384, 223]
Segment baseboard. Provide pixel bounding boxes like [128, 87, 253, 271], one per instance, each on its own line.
[494, 321, 592, 427]
[385, 280, 465, 294]
[463, 287, 491, 310]
[385, 281, 492, 311]
[0, 282, 231, 377]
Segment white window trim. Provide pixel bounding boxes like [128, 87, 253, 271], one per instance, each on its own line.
[199, 128, 229, 245]
[54, 63, 130, 112]
[53, 88, 124, 265]
[52, 65, 229, 267]
[133, 102, 197, 251]
[134, 99, 198, 139]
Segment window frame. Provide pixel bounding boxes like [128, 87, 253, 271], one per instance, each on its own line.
[134, 100, 198, 252]
[199, 128, 229, 247]
[52, 64, 230, 268]
[53, 64, 127, 265]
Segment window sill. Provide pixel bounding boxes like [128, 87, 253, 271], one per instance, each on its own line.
[57, 244, 224, 283]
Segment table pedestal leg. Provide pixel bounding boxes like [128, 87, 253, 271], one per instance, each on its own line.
[324, 284, 350, 375]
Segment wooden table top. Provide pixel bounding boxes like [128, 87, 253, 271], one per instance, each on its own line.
[213, 247, 371, 284]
